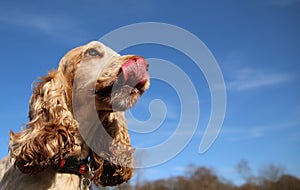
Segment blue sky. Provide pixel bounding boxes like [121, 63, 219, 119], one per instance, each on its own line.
[0, 0, 300, 185]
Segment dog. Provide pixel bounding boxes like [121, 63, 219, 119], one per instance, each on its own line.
[0, 41, 150, 189]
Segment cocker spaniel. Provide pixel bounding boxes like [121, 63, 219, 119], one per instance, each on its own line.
[0, 41, 150, 190]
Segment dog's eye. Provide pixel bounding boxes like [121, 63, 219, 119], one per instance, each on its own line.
[85, 48, 102, 57]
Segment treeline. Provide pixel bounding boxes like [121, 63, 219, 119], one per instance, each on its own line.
[132, 167, 300, 190]
[97, 161, 300, 190]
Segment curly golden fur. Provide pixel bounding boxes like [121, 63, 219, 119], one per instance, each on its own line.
[0, 41, 150, 189]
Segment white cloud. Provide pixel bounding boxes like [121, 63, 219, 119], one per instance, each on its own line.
[1, 12, 55, 34]
[172, 166, 186, 172]
[0, 9, 88, 44]
[223, 126, 265, 142]
[227, 67, 293, 91]
[222, 121, 299, 142]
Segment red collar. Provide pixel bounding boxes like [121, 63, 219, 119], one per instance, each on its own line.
[56, 157, 89, 175]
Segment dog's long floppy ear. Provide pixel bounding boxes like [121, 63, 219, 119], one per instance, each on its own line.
[9, 70, 78, 174]
[89, 112, 135, 186]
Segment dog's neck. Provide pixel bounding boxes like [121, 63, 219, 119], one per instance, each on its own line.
[97, 110, 112, 121]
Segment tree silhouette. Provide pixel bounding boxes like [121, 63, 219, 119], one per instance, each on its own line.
[109, 161, 300, 190]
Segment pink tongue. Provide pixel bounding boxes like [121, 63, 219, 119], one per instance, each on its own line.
[121, 57, 149, 87]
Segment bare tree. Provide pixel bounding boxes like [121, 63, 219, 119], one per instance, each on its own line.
[132, 162, 299, 190]
[257, 163, 285, 189]
[235, 160, 255, 184]
[258, 163, 285, 182]
[272, 174, 300, 190]
[184, 164, 197, 178]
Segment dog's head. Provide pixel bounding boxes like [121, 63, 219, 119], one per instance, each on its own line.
[59, 41, 149, 112]
[10, 41, 150, 186]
